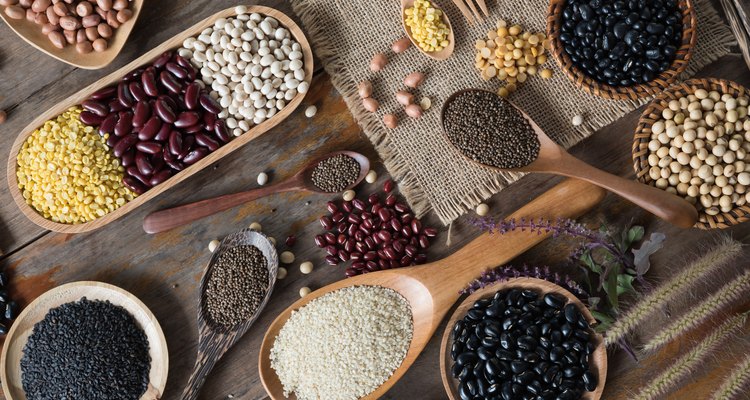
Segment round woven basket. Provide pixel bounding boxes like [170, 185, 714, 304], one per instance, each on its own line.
[546, 0, 698, 100]
[632, 78, 750, 229]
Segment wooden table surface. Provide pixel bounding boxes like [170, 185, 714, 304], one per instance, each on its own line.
[1, 1, 749, 400]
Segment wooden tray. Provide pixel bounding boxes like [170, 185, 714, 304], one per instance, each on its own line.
[0, 0, 143, 70]
[0, 281, 169, 400]
[439, 277, 607, 400]
[6, 5, 314, 234]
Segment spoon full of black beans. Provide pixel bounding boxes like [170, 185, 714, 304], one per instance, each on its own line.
[558, 0, 684, 87]
[449, 287, 600, 400]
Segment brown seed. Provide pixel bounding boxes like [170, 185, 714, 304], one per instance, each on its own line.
[63, 28, 76, 44]
[403, 72, 425, 88]
[0, 110, 7, 124]
[92, 37, 108, 51]
[96, 22, 112, 38]
[75, 28, 86, 43]
[59, 15, 81, 30]
[115, 7, 131, 23]
[363, 97, 378, 113]
[41, 23, 58, 34]
[396, 91, 414, 106]
[112, 0, 128, 10]
[81, 13, 100, 27]
[75, 1, 92, 16]
[32, 11, 47, 24]
[45, 6, 58, 23]
[96, 0, 112, 11]
[47, 30, 65, 48]
[369, 53, 387, 72]
[76, 40, 93, 53]
[405, 104, 423, 119]
[357, 81, 372, 99]
[85, 26, 99, 41]
[30, 0, 49, 12]
[105, 9, 119, 27]
[383, 113, 398, 129]
[52, 1, 68, 16]
[0, 0, 19, 6]
[3, 5, 23, 19]
[392, 36, 412, 53]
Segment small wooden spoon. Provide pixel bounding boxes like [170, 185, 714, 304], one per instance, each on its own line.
[401, 0, 456, 60]
[259, 178, 607, 399]
[439, 277, 607, 400]
[441, 89, 699, 229]
[143, 151, 370, 234]
[181, 229, 279, 400]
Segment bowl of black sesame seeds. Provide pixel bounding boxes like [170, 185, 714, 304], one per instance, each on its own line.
[547, 0, 697, 100]
[0, 281, 168, 400]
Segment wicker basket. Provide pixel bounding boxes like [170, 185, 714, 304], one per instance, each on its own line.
[546, 0, 698, 100]
[632, 78, 750, 229]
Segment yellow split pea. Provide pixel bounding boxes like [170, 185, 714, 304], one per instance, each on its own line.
[404, 0, 451, 53]
[15, 107, 135, 224]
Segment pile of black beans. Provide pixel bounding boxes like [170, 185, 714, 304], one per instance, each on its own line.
[451, 288, 598, 400]
[559, 0, 683, 87]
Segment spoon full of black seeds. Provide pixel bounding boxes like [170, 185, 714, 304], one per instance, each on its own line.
[448, 285, 602, 400]
[142, 151, 370, 234]
[182, 228, 279, 400]
[440, 89, 699, 228]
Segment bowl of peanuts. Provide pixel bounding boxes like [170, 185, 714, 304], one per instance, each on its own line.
[632, 78, 750, 229]
[0, 0, 143, 69]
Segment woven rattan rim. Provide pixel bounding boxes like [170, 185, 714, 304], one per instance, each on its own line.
[632, 78, 750, 229]
[546, 0, 698, 101]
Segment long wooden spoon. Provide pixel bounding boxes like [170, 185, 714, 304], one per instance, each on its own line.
[143, 151, 370, 234]
[181, 229, 279, 400]
[441, 89, 699, 229]
[259, 178, 607, 399]
[401, 0, 456, 60]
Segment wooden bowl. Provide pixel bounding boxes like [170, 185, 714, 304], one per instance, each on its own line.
[6, 5, 313, 234]
[632, 78, 750, 229]
[546, 0, 697, 100]
[0, 0, 143, 70]
[401, 0, 455, 61]
[0, 281, 168, 400]
[439, 277, 607, 400]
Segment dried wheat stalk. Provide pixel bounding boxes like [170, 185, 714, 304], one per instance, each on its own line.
[720, 0, 750, 69]
[712, 352, 750, 400]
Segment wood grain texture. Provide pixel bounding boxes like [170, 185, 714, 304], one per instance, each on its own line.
[0, 0, 143, 69]
[0, 0, 748, 399]
[439, 277, 607, 400]
[5, 5, 314, 234]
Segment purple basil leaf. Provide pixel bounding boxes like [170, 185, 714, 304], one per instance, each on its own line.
[632, 232, 666, 277]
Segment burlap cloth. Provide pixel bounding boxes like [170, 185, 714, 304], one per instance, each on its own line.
[292, 0, 736, 225]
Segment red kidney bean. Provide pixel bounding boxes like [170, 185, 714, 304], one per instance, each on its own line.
[128, 81, 148, 102]
[419, 235, 430, 249]
[423, 227, 438, 237]
[347, 223, 358, 237]
[90, 86, 116, 100]
[377, 208, 390, 222]
[79, 111, 105, 125]
[141, 69, 158, 96]
[184, 123, 205, 134]
[135, 141, 161, 154]
[177, 135, 196, 160]
[214, 119, 230, 143]
[352, 199, 366, 210]
[344, 239, 355, 253]
[163, 147, 183, 171]
[319, 216, 333, 230]
[326, 201, 338, 214]
[393, 240, 405, 253]
[153, 51, 171, 69]
[195, 133, 218, 151]
[135, 151, 154, 176]
[174, 54, 191, 69]
[121, 148, 135, 167]
[350, 252, 363, 261]
[184, 82, 200, 110]
[149, 169, 172, 186]
[199, 93, 221, 114]
[314, 235, 326, 248]
[344, 268, 358, 277]
[117, 81, 134, 107]
[114, 111, 132, 137]
[174, 111, 199, 128]
[109, 98, 127, 113]
[159, 94, 178, 111]
[113, 133, 137, 157]
[326, 256, 339, 266]
[336, 234, 346, 245]
[339, 250, 350, 262]
[138, 116, 162, 141]
[324, 232, 336, 244]
[123, 176, 146, 195]
[82, 99, 109, 116]
[411, 219, 422, 234]
[154, 124, 171, 141]
[401, 255, 413, 266]
[405, 245, 417, 258]
[126, 166, 151, 187]
[159, 70, 182, 94]
[106, 133, 119, 148]
[384, 179, 394, 193]
[342, 201, 353, 212]
[203, 112, 217, 130]
[124, 68, 145, 83]
[182, 147, 207, 165]
[132, 101, 150, 128]
[285, 235, 296, 247]
[151, 153, 165, 173]
[153, 98, 176, 123]
[165, 62, 187, 79]
[366, 261, 379, 272]
[378, 230, 391, 243]
[385, 194, 397, 206]
[168, 130, 183, 156]
[384, 247, 397, 260]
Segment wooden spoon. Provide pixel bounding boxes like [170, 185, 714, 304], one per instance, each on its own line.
[439, 277, 607, 400]
[181, 229, 279, 400]
[143, 151, 370, 234]
[258, 178, 607, 399]
[401, 0, 455, 60]
[441, 89, 699, 229]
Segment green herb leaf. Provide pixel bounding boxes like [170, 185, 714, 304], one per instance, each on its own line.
[604, 268, 620, 310]
[617, 274, 636, 295]
[628, 226, 645, 243]
[591, 310, 615, 324]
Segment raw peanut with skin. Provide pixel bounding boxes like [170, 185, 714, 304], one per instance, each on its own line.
[76, 1, 92, 16]
[363, 97, 379, 112]
[396, 91, 414, 106]
[383, 114, 398, 129]
[97, 22, 112, 38]
[403, 72, 425, 88]
[391, 37, 411, 53]
[4, 5, 24, 19]
[405, 104, 423, 119]
[47, 30, 65, 48]
[369, 53, 388, 72]
[358, 81, 372, 98]
[30, 0, 48, 13]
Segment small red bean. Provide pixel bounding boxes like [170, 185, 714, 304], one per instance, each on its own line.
[337, 234, 346, 245]
[368, 194, 379, 204]
[324, 232, 336, 244]
[332, 212, 345, 223]
[314, 235, 326, 248]
[423, 227, 438, 237]
[326, 255, 339, 266]
[326, 201, 338, 214]
[345, 268, 358, 277]
[342, 201, 353, 212]
[383, 179, 394, 193]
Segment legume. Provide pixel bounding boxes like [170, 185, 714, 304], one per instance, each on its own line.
[205, 245, 269, 328]
[16, 106, 135, 223]
[310, 154, 361, 193]
[443, 90, 540, 169]
[404, 0, 450, 53]
[451, 289, 598, 400]
[21, 298, 151, 400]
[257, 171, 269, 185]
[270, 286, 413, 400]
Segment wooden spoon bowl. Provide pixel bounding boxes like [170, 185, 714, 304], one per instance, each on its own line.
[0, 281, 168, 400]
[0, 0, 143, 69]
[181, 229, 278, 400]
[258, 179, 607, 399]
[400, 0, 455, 60]
[439, 277, 607, 400]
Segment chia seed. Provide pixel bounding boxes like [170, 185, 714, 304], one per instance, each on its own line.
[205, 245, 269, 328]
[310, 154, 361, 193]
[443, 90, 541, 169]
[21, 298, 151, 400]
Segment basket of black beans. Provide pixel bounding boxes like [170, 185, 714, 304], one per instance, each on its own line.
[547, 0, 697, 100]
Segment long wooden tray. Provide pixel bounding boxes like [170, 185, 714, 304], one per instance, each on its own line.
[6, 5, 314, 234]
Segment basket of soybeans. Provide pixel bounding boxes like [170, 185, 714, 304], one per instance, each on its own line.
[632, 78, 750, 229]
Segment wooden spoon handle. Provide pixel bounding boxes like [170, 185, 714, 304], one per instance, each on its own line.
[557, 156, 699, 228]
[142, 180, 300, 234]
[180, 332, 227, 400]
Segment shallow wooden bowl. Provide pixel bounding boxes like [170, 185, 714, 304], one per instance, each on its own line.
[632, 77, 750, 229]
[546, 0, 697, 100]
[0, 0, 143, 69]
[439, 277, 607, 400]
[0, 281, 168, 400]
[401, 0, 455, 60]
[6, 5, 313, 234]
